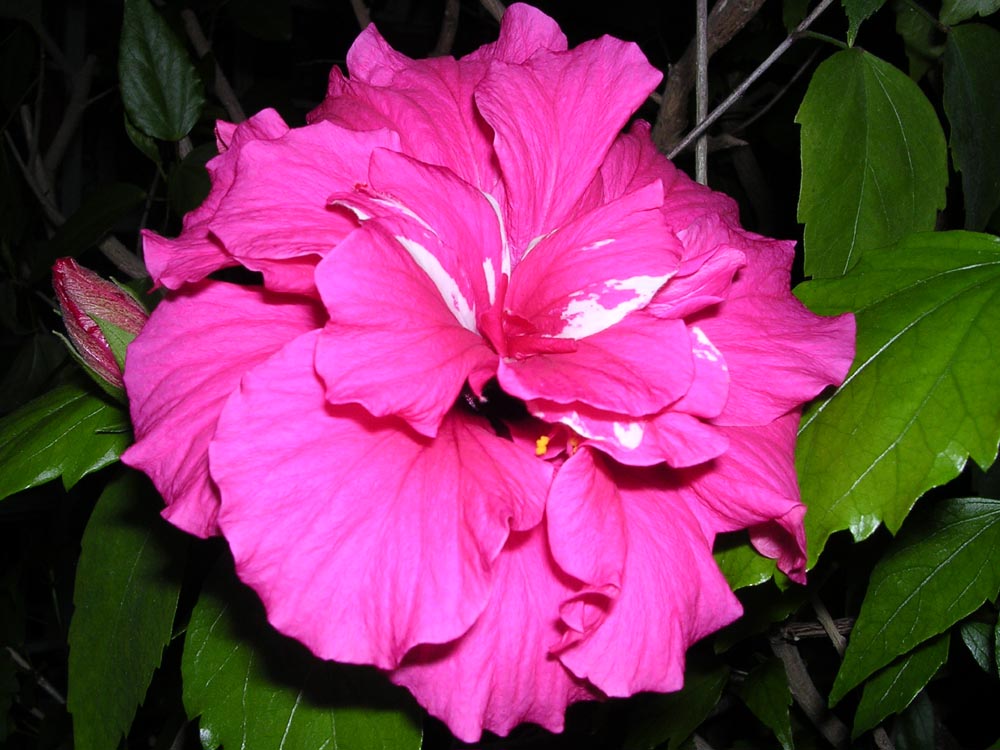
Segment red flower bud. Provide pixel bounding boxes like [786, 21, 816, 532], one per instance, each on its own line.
[52, 258, 148, 391]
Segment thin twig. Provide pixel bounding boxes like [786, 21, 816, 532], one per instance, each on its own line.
[781, 617, 854, 641]
[668, 0, 838, 159]
[5, 646, 66, 705]
[349, 0, 371, 28]
[732, 48, 819, 133]
[695, 0, 709, 184]
[771, 637, 850, 749]
[431, 0, 461, 57]
[479, 0, 506, 24]
[180, 9, 246, 123]
[873, 727, 896, 750]
[653, 0, 767, 152]
[44, 54, 96, 175]
[812, 593, 848, 657]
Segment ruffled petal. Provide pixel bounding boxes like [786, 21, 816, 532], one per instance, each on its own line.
[506, 181, 681, 340]
[498, 313, 694, 418]
[553, 458, 743, 696]
[206, 121, 401, 294]
[121, 282, 323, 537]
[464, 3, 568, 62]
[693, 233, 856, 425]
[211, 330, 550, 670]
[390, 527, 598, 742]
[313, 213, 496, 436]
[677, 412, 809, 582]
[475, 37, 662, 251]
[530, 401, 729, 468]
[143, 110, 290, 289]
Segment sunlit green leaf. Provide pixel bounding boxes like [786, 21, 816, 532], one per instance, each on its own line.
[623, 660, 728, 750]
[795, 232, 1000, 564]
[959, 620, 996, 673]
[943, 24, 1000, 231]
[68, 471, 185, 750]
[737, 658, 794, 750]
[853, 634, 949, 736]
[0, 381, 130, 501]
[797, 49, 947, 277]
[119, 0, 204, 141]
[182, 557, 423, 750]
[940, 0, 1000, 24]
[830, 498, 1000, 703]
[843, 0, 888, 45]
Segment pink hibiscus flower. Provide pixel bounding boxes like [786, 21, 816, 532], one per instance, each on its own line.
[122, 4, 855, 741]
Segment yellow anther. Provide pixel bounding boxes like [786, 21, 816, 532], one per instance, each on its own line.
[568, 436, 579, 455]
[535, 435, 550, 456]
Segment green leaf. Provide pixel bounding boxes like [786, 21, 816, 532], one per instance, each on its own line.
[797, 49, 947, 278]
[830, 498, 1000, 703]
[940, 0, 1000, 24]
[959, 620, 996, 672]
[167, 143, 214, 217]
[737, 658, 794, 750]
[853, 633, 949, 736]
[68, 471, 185, 750]
[893, 0, 945, 80]
[843, 0, 888, 45]
[124, 112, 162, 168]
[795, 232, 1000, 565]
[0, 381, 130, 500]
[182, 557, 423, 750]
[622, 660, 728, 750]
[230, 0, 293, 41]
[38, 182, 145, 273]
[943, 24, 1000, 231]
[783, 0, 810, 30]
[713, 532, 778, 590]
[891, 691, 935, 750]
[94, 316, 137, 372]
[119, 0, 204, 141]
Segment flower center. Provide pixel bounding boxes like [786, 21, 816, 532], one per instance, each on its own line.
[457, 379, 529, 439]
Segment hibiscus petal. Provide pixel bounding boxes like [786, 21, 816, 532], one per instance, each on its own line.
[677, 413, 809, 582]
[475, 36, 662, 251]
[464, 3, 568, 62]
[694, 234, 856, 425]
[506, 181, 682, 340]
[314, 215, 497, 436]
[498, 312, 694, 418]
[529, 399, 729, 468]
[211, 330, 550, 671]
[121, 282, 323, 537]
[391, 527, 598, 742]
[143, 109, 290, 289]
[553, 459, 743, 696]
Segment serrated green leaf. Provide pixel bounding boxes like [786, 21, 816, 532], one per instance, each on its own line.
[68, 471, 185, 750]
[119, 0, 204, 141]
[853, 633, 949, 736]
[797, 49, 947, 278]
[959, 620, 996, 672]
[124, 112, 162, 168]
[713, 532, 778, 590]
[943, 24, 1000, 231]
[623, 661, 728, 750]
[737, 658, 794, 750]
[940, 0, 1000, 24]
[182, 557, 423, 750]
[795, 231, 1000, 565]
[843, 0, 888, 44]
[830, 498, 1000, 703]
[37, 182, 145, 274]
[0, 381, 130, 500]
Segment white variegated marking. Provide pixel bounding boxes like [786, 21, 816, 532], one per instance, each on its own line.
[613, 421, 644, 450]
[483, 258, 497, 304]
[373, 196, 439, 236]
[330, 199, 372, 222]
[690, 326, 726, 368]
[581, 238, 615, 252]
[481, 192, 511, 278]
[556, 274, 672, 339]
[395, 235, 477, 332]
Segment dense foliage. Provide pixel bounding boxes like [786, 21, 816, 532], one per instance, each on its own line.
[1, 1, 999, 748]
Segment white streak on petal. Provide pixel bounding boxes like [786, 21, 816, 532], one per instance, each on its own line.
[481, 192, 511, 278]
[556, 274, 671, 339]
[612, 421, 643, 450]
[580, 239, 614, 252]
[330, 199, 371, 222]
[691, 325, 726, 369]
[483, 258, 497, 304]
[395, 235, 477, 332]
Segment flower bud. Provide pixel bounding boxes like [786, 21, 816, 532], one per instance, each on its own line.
[52, 257, 148, 392]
